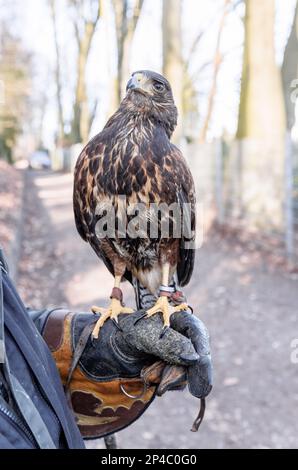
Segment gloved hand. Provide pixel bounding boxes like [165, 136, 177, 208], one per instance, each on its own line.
[113, 310, 212, 433]
[113, 310, 212, 399]
[37, 307, 212, 439]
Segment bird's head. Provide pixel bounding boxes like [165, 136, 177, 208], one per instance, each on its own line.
[124, 70, 178, 138]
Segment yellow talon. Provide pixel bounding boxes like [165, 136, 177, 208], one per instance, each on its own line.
[146, 296, 188, 328]
[91, 298, 133, 339]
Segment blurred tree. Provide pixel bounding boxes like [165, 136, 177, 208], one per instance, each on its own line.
[0, 24, 32, 162]
[181, 68, 199, 142]
[199, 0, 231, 143]
[110, 0, 144, 110]
[236, 0, 286, 230]
[162, 0, 183, 143]
[28, 80, 49, 151]
[282, 1, 298, 131]
[162, 0, 201, 143]
[237, 0, 286, 140]
[49, 0, 66, 144]
[69, 0, 101, 144]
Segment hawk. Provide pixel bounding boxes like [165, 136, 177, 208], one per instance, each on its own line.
[73, 70, 196, 339]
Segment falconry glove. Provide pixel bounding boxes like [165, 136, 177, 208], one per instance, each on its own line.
[36, 307, 212, 439]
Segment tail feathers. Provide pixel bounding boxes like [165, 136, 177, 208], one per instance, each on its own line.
[133, 277, 157, 310]
[133, 276, 178, 310]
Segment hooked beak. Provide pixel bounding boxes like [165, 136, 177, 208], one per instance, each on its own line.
[126, 73, 147, 94]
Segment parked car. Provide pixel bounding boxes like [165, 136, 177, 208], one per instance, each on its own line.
[29, 151, 51, 170]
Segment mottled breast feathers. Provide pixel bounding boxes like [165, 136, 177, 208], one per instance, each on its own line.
[73, 105, 196, 288]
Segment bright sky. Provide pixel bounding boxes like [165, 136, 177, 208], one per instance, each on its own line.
[1, 0, 297, 147]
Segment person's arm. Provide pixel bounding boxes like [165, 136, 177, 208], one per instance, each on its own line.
[29, 307, 212, 439]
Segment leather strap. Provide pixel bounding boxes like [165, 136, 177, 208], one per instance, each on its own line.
[65, 320, 96, 391]
[170, 290, 187, 306]
[191, 398, 206, 432]
[42, 308, 70, 351]
[110, 287, 123, 303]
[160, 291, 171, 297]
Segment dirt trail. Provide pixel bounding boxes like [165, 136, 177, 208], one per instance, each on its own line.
[17, 170, 298, 449]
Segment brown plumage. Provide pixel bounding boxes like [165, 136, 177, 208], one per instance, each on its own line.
[73, 70, 196, 338]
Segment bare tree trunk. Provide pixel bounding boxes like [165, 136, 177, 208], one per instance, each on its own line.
[236, 0, 286, 230]
[112, 0, 128, 107]
[199, 0, 230, 143]
[282, 1, 298, 131]
[120, 0, 143, 98]
[49, 0, 65, 143]
[0, 25, 32, 162]
[70, 1, 101, 144]
[72, 23, 94, 143]
[111, 0, 144, 109]
[237, 0, 286, 140]
[36, 91, 48, 149]
[162, 0, 183, 144]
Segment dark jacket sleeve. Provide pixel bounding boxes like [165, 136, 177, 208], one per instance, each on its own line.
[2, 272, 85, 449]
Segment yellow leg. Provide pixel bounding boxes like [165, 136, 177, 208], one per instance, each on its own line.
[91, 275, 133, 339]
[146, 263, 188, 328]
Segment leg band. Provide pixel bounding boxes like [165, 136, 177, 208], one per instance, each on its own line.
[110, 287, 123, 303]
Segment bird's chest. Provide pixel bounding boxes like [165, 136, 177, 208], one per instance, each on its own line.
[99, 139, 177, 205]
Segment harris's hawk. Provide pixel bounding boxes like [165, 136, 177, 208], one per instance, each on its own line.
[73, 70, 196, 338]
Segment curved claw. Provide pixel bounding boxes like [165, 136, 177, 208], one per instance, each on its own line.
[91, 299, 134, 339]
[133, 311, 148, 326]
[112, 318, 123, 331]
[160, 326, 170, 339]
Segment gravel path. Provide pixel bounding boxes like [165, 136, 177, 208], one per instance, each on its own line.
[17, 170, 298, 449]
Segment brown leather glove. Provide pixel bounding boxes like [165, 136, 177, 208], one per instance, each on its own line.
[38, 308, 212, 439]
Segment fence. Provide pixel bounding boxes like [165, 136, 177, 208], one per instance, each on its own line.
[186, 135, 298, 261]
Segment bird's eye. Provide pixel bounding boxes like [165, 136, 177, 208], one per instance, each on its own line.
[153, 81, 165, 92]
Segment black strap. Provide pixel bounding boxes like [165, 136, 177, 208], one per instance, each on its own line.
[0, 250, 56, 449]
[65, 321, 96, 391]
[191, 398, 206, 432]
